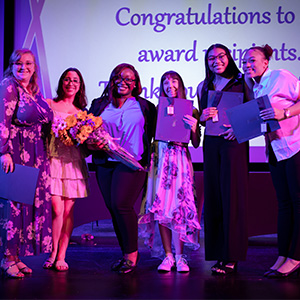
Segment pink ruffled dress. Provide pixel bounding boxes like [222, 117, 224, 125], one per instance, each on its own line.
[49, 110, 89, 198]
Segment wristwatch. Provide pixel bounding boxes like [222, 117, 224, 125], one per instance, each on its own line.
[284, 108, 291, 119]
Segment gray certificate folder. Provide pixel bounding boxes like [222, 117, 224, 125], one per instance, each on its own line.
[0, 164, 40, 205]
[226, 95, 281, 144]
[205, 91, 244, 136]
[155, 97, 193, 143]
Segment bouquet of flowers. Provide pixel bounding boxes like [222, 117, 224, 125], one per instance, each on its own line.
[87, 126, 144, 171]
[51, 111, 144, 171]
[51, 110, 103, 146]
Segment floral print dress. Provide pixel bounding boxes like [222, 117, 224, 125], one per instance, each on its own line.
[0, 78, 53, 257]
[139, 141, 201, 258]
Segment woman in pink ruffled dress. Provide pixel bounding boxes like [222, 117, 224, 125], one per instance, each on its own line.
[43, 68, 89, 271]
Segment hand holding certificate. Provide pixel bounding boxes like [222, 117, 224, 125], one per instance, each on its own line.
[226, 95, 280, 143]
[0, 164, 40, 205]
[155, 97, 193, 143]
[205, 91, 244, 136]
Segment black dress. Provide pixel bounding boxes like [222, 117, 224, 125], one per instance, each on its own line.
[199, 75, 249, 262]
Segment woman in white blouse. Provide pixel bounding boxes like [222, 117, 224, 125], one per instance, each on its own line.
[243, 44, 300, 278]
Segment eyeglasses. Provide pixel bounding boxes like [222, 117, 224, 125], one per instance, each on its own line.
[115, 77, 135, 84]
[13, 61, 34, 68]
[207, 53, 227, 63]
[63, 77, 81, 85]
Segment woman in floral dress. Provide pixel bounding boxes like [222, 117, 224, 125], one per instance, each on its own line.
[139, 71, 201, 272]
[0, 49, 53, 278]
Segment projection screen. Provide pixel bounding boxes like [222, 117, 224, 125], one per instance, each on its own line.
[12, 0, 300, 162]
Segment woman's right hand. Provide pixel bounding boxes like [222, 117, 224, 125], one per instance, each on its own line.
[1, 153, 14, 173]
[87, 139, 109, 151]
[200, 107, 218, 122]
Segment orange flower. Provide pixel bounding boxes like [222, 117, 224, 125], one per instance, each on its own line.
[76, 110, 87, 120]
[65, 115, 77, 128]
[93, 116, 103, 128]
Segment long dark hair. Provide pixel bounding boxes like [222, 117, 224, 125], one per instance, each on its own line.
[202, 44, 240, 94]
[3, 48, 39, 96]
[159, 71, 186, 99]
[54, 67, 87, 109]
[101, 63, 142, 102]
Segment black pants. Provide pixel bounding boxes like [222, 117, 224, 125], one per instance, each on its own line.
[95, 162, 146, 254]
[269, 147, 300, 260]
[203, 136, 249, 261]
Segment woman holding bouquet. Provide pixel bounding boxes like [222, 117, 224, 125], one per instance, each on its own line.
[43, 68, 89, 271]
[0, 49, 53, 278]
[88, 63, 156, 274]
[139, 71, 201, 273]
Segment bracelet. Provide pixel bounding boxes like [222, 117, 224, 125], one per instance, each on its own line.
[283, 108, 291, 119]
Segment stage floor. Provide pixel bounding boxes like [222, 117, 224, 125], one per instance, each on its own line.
[1, 220, 299, 300]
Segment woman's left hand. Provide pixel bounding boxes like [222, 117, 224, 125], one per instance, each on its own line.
[219, 124, 236, 140]
[1, 153, 14, 173]
[260, 107, 284, 121]
[183, 114, 198, 132]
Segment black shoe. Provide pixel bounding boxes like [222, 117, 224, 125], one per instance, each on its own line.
[211, 261, 222, 273]
[111, 258, 125, 272]
[213, 262, 237, 275]
[267, 263, 300, 278]
[263, 269, 275, 277]
[118, 253, 140, 274]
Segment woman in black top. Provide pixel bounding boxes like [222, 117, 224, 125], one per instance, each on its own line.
[197, 44, 250, 275]
[88, 63, 156, 274]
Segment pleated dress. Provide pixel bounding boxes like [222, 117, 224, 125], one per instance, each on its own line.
[49, 110, 89, 199]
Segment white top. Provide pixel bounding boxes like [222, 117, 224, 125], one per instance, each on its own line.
[100, 98, 145, 161]
[253, 69, 300, 161]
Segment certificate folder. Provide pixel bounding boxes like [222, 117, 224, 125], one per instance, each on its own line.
[226, 95, 281, 144]
[0, 164, 40, 205]
[205, 91, 244, 136]
[155, 97, 193, 143]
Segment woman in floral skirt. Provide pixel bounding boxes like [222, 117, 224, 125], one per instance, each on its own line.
[139, 71, 201, 272]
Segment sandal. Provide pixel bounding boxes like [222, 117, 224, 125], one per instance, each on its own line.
[16, 260, 33, 274]
[0, 259, 24, 279]
[55, 260, 69, 272]
[43, 257, 55, 269]
[213, 262, 237, 275]
[211, 261, 223, 272]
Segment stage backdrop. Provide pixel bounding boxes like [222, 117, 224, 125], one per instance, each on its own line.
[12, 0, 300, 162]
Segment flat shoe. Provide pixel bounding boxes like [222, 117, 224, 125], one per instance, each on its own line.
[211, 261, 222, 272]
[16, 261, 32, 274]
[111, 258, 125, 272]
[118, 253, 140, 274]
[263, 269, 275, 277]
[43, 257, 55, 269]
[213, 262, 237, 275]
[55, 260, 69, 272]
